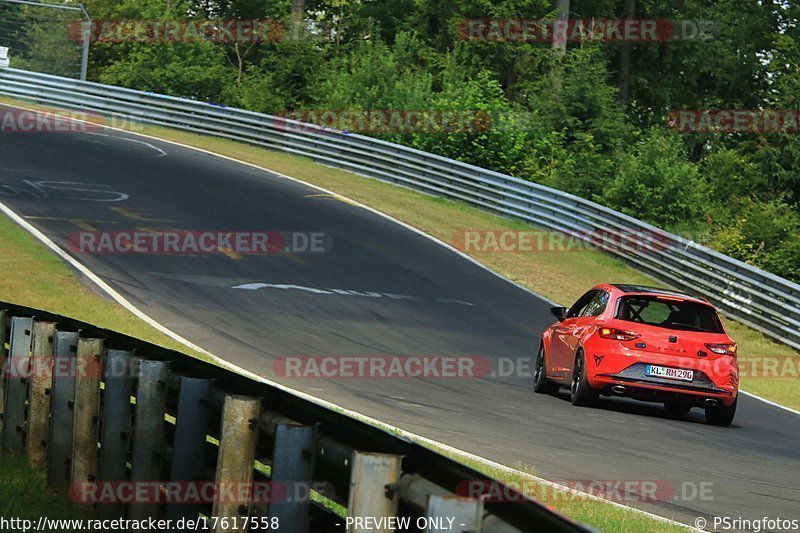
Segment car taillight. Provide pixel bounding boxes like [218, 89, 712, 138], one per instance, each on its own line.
[705, 343, 737, 356]
[598, 327, 640, 341]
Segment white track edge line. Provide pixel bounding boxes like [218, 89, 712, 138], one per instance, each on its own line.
[65, 102, 800, 420]
[7, 200, 693, 529]
[6, 102, 770, 530]
[4, 103, 562, 307]
[739, 390, 800, 416]
[3, 197, 699, 533]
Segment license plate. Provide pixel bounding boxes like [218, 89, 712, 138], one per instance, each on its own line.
[645, 365, 693, 382]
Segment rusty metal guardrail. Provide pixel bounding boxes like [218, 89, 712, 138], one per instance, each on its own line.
[0, 302, 592, 532]
[0, 67, 797, 351]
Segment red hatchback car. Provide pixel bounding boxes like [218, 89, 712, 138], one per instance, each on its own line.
[536, 284, 739, 426]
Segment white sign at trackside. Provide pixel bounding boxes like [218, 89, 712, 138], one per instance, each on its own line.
[0, 46, 9, 68]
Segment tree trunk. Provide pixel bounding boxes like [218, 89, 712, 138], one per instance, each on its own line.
[549, 0, 570, 94]
[291, 0, 305, 39]
[617, 0, 636, 106]
[552, 0, 570, 55]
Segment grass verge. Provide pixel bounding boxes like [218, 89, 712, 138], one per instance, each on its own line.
[427, 446, 688, 533]
[55, 106, 795, 411]
[0, 194, 212, 363]
[2, 96, 798, 531]
[3, 97, 796, 410]
[0, 455, 89, 531]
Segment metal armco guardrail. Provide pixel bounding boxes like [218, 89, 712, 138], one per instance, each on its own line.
[0, 302, 591, 532]
[0, 66, 798, 352]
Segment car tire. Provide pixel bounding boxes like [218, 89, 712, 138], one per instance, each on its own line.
[533, 343, 558, 394]
[664, 401, 692, 414]
[705, 397, 737, 426]
[570, 349, 597, 407]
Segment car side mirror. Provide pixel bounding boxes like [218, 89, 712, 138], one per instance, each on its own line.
[550, 306, 567, 322]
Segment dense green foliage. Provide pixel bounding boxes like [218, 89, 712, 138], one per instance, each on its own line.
[0, 3, 85, 78]
[20, 0, 800, 281]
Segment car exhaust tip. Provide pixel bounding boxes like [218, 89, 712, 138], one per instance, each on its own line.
[705, 399, 718, 407]
[611, 385, 627, 395]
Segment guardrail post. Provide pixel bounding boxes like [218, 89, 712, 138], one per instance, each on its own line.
[27, 321, 56, 468]
[71, 338, 104, 505]
[267, 424, 317, 532]
[0, 310, 8, 442]
[97, 349, 135, 520]
[128, 359, 170, 522]
[165, 376, 213, 524]
[425, 495, 484, 532]
[2, 317, 33, 454]
[47, 331, 79, 487]
[212, 395, 260, 533]
[347, 452, 402, 533]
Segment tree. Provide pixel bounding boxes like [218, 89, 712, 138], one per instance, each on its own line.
[68, 0, 800, 282]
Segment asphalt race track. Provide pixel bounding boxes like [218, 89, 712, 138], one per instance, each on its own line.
[1, 105, 798, 529]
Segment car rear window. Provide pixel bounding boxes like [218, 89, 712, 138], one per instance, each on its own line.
[615, 296, 724, 333]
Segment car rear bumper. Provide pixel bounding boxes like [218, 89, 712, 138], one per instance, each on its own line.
[593, 373, 735, 405]
[583, 343, 738, 406]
